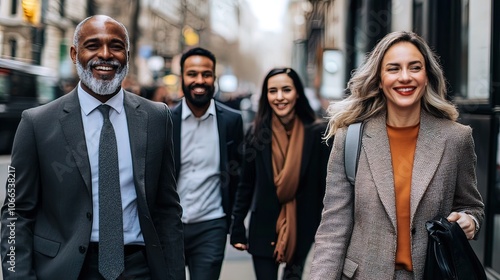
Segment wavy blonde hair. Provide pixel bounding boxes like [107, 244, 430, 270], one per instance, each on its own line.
[324, 31, 458, 141]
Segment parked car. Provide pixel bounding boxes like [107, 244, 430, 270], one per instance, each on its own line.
[0, 59, 59, 154]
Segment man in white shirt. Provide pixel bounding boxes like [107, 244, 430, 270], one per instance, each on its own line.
[172, 47, 244, 280]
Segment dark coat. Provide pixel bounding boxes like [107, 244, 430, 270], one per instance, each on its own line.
[230, 120, 331, 260]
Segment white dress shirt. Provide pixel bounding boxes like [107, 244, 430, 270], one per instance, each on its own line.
[77, 83, 144, 245]
[177, 98, 224, 224]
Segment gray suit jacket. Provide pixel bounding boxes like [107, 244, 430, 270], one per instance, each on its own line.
[0, 89, 185, 280]
[310, 111, 484, 280]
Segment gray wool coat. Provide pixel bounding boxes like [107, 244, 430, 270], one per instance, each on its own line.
[309, 110, 484, 280]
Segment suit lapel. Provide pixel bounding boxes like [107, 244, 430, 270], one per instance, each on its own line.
[124, 93, 148, 204]
[215, 102, 227, 175]
[172, 105, 182, 178]
[410, 112, 445, 223]
[60, 90, 92, 194]
[363, 114, 397, 230]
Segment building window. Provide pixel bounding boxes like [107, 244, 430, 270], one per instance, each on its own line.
[346, 0, 391, 76]
[493, 117, 500, 272]
[492, 0, 500, 107]
[9, 39, 17, 58]
[414, 0, 493, 101]
[59, 0, 65, 17]
[11, 0, 18, 15]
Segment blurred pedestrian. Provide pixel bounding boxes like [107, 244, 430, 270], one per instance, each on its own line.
[0, 15, 184, 280]
[230, 67, 331, 279]
[309, 31, 484, 279]
[59, 77, 79, 95]
[171, 47, 244, 280]
[121, 74, 141, 95]
[153, 84, 179, 108]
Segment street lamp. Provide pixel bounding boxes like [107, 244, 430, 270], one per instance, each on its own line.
[21, 0, 41, 25]
[147, 55, 165, 83]
[22, 0, 44, 65]
[183, 26, 199, 47]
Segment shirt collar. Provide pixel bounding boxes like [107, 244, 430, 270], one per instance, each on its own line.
[181, 98, 216, 121]
[77, 82, 125, 116]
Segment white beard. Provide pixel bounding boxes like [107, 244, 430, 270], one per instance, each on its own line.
[76, 59, 128, 96]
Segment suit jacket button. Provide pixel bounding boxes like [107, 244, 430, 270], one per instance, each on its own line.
[411, 228, 416, 235]
[79, 246, 86, 254]
[86, 212, 92, 221]
[271, 242, 275, 246]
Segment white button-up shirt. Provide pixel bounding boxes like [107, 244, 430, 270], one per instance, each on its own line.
[177, 98, 224, 224]
[78, 83, 144, 245]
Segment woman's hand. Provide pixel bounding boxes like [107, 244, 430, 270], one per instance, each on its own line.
[447, 212, 477, 240]
[232, 243, 248, 251]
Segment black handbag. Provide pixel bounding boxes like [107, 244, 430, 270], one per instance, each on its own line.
[424, 215, 487, 280]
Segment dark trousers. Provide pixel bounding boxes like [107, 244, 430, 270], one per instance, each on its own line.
[252, 255, 307, 280]
[184, 217, 227, 280]
[78, 243, 151, 280]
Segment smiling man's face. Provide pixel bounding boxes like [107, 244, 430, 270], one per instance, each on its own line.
[71, 15, 129, 97]
[181, 55, 216, 108]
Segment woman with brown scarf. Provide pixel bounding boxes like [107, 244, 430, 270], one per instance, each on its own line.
[230, 68, 331, 279]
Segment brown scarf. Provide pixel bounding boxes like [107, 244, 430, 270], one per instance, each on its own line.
[271, 114, 304, 263]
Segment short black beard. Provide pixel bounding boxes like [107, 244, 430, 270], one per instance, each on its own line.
[182, 83, 215, 108]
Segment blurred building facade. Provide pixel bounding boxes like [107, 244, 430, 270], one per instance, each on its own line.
[0, 0, 89, 73]
[0, 0, 256, 91]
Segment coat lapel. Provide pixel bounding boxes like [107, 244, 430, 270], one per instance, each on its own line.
[261, 124, 274, 182]
[363, 113, 397, 230]
[172, 104, 182, 178]
[299, 123, 314, 179]
[215, 102, 227, 175]
[363, 111, 447, 229]
[410, 112, 445, 223]
[124, 93, 148, 205]
[60, 90, 92, 194]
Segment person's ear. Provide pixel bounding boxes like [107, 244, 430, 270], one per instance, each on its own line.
[70, 46, 77, 64]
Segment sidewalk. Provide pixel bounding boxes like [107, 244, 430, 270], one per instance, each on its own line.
[219, 240, 313, 280]
[219, 242, 255, 280]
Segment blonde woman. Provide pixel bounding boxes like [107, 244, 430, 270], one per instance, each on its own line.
[309, 31, 484, 279]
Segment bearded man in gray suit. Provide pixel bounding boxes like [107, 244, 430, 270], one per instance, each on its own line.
[0, 15, 184, 280]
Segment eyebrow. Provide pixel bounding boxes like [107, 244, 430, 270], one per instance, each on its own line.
[82, 37, 126, 46]
[385, 61, 423, 67]
[186, 70, 213, 73]
[268, 85, 293, 89]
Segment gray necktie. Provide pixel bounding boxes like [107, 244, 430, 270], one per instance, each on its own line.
[97, 104, 124, 280]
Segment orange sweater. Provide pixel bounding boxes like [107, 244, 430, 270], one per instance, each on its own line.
[387, 123, 419, 271]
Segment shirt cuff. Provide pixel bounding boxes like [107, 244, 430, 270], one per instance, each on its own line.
[465, 213, 480, 237]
